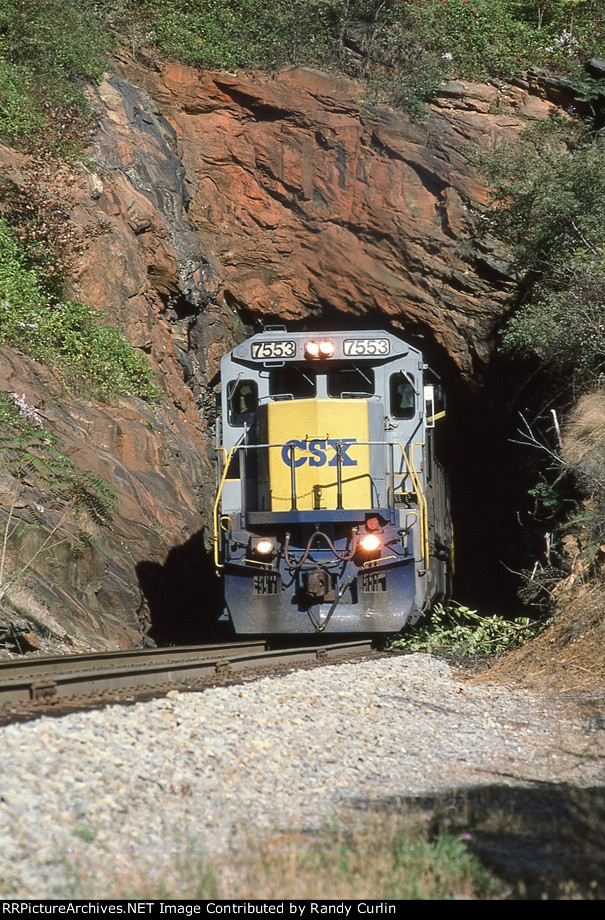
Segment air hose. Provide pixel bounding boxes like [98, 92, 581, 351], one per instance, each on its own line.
[307, 577, 354, 633]
[284, 529, 357, 569]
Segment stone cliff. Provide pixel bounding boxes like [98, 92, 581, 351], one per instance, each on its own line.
[115, 57, 560, 377]
[0, 55, 564, 651]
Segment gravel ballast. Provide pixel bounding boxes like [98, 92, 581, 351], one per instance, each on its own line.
[0, 653, 603, 898]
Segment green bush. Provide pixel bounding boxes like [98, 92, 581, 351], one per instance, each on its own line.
[129, 1, 605, 115]
[133, 0, 600, 77]
[484, 119, 605, 380]
[501, 250, 605, 380]
[133, 0, 344, 71]
[0, 0, 112, 148]
[0, 218, 157, 401]
[482, 119, 605, 266]
[2, 1, 605, 138]
[397, 0, 539, 79]
[0, 59, 44, 141]
[481, 118, 605, 386]
[390, 602, 546, 658]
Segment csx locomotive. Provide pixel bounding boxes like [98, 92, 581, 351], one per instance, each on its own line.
[214, 327, 452, 635]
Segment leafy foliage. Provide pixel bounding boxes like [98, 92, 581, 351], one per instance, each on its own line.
[394, 0, 539, 80]
[391, 602, 548, 658]
[0, 218, 157, 400]
[483, 119, 605, 267]
[126, 1, 605, 113]
[479, 115, 605, 384]
[1, 1, 605, 139]
[131, 0, 344, 71]
[0, 0, 112, 148]
[502, 250, 605, 381]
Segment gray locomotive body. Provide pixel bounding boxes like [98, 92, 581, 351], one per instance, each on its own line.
[214, 328, 452, 635]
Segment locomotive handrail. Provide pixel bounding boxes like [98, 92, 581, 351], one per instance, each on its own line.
[214, 440, 301, 567]
[395, 440, 430, 570]
[411, 441, 430, 569]
[213, 444, 237, 569]
[214, 438, 429, 569]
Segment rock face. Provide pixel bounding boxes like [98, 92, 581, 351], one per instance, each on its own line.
[116, 58, 560, 377]
[0, 56, 564, 650]
[0, 348, 217, 650]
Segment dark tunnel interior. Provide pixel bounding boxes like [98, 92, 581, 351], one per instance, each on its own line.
[404, 320, 549, 614]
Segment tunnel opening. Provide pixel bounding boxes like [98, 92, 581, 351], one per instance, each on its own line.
[424, 340, 570, 617]
[138, 303, 582, 647]
[136, 529, 228, 645]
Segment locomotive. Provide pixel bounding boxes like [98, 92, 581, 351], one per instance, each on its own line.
[213, 327, 452, 635]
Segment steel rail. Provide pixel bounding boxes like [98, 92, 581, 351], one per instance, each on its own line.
[0, 641, 266, 682]
[0, 640, 374, 708]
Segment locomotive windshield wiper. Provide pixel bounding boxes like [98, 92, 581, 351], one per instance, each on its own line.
[226, 373, 244, 400]
[399, 369, 419, 394]
[297, 367, 314, 387]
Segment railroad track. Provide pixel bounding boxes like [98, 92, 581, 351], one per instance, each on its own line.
[0, 639, 374, 714]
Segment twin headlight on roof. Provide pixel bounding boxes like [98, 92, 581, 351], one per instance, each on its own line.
[304, 339, 335, 360]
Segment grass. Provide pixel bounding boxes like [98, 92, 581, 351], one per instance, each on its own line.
[0, 217, 157, 401]
[62, 810, 502, 900]
[236, 820, 497, 900]
[55, 785, 605, 900]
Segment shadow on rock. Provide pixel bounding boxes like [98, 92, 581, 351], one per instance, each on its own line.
[136, 529, 227, 645]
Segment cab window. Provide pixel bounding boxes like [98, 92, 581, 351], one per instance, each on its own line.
[228, 380, 258, 426]
[390, 374, 415, 419]
[327, 366, 374, 398]
[269, 366, 317, 399]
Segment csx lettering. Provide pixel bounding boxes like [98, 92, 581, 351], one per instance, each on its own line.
[281, 439, 358, 467]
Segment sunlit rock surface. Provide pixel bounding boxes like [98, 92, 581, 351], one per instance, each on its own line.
[116, 58, 558, 375]
[0, 57, 563, 648]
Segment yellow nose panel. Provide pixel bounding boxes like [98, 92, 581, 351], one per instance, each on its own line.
[261, 399, 371, 511]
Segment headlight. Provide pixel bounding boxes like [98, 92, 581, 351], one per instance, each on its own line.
[253, 538, 275, 556]
[358, 533, 381, 553]
[318, 340, 335, 358]
[305, 339, 335, 359]
[305, 340, 320, 359]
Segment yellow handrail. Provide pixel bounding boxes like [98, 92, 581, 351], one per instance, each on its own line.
[214, 438, 430, 571]
[395, 441, 429, 570]
[410, 441, 430, 570]
[213, 445, 237, 569]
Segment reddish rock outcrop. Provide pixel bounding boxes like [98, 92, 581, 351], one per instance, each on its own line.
[0, 347, 216, 650]
[0, 56, 566, 650]
[114, 58, 561, 378]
